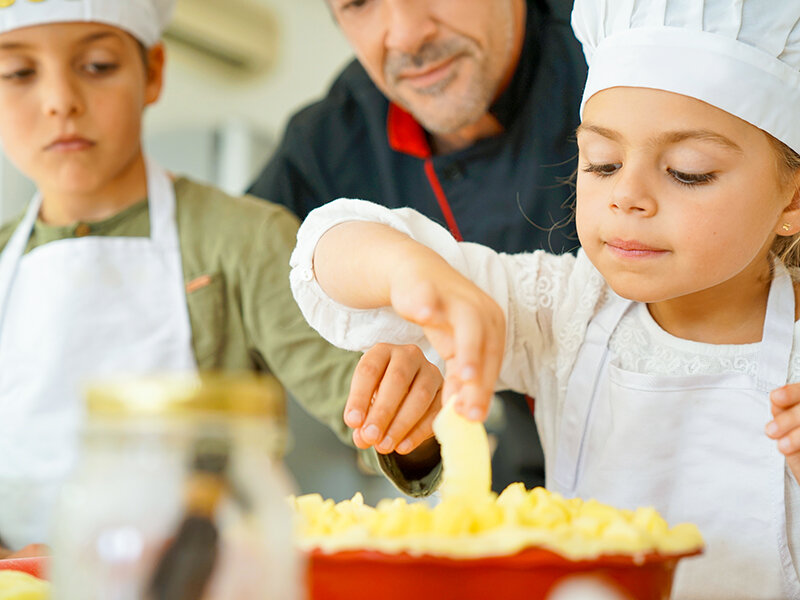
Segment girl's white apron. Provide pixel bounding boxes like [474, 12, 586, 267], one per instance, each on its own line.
[552, 263, 800, 599]
[0, 159, 196, 549]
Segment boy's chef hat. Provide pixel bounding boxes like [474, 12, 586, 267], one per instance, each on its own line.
[571, 0, 800, 153]
[0, 0, 176, 47]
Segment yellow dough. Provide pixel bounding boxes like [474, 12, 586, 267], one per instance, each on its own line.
[291, 397, 704, 560]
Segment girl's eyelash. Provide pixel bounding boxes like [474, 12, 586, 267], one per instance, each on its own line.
[582, 163, 717, 188]
[667, 168, 717, 187]
[582, 162, 621, 176]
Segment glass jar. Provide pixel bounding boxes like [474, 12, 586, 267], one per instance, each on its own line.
[49, 373, 303, 600]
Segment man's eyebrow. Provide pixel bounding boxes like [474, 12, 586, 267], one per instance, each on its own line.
[576, 123, 743, 153]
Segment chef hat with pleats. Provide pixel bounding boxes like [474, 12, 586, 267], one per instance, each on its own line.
[0, 0, 176, 47]
[571, 0, 800, 153]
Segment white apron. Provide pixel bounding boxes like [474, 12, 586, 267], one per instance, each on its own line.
[0, 159, 197, 549]
[551, 263, 800, 600]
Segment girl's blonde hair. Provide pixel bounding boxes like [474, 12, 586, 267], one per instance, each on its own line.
[770, 136, 800, 270]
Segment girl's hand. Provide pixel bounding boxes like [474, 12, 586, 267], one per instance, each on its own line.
[766, 384, 800, 482]
[346, 344, 443, 454]
[388, 252, 506, 423]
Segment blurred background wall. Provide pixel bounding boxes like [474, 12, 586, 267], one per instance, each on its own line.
[0, 0, 404, 504]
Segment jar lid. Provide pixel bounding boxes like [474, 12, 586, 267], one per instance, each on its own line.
[85, 372, 286, 419]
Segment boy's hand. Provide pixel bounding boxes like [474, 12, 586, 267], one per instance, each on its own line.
[345, 344, 443, 455]
[766, 384, 800, 482]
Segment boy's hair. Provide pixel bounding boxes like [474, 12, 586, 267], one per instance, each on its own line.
[769, 135, 800, 270]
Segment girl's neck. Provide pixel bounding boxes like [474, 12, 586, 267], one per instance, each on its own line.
[647, 258, 776, 345]
[38, 152, 148, 227]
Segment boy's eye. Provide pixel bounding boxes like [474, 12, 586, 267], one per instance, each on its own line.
[582, 162, 622, 177]
[667, 168, 717, 187]
[1, 68, 35, 81]
[339, 0, 370, 11]
[83, 62, 118, 75]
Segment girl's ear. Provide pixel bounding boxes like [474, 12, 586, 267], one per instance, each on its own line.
[776, 169, 800, 237]
[144, 43, 166, 107]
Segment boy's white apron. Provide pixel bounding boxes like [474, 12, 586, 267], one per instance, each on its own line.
[0, 159, 196, 549]
[552, 263, 800, 600]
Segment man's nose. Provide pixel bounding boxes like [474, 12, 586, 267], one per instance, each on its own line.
[384, 0, 438, 56]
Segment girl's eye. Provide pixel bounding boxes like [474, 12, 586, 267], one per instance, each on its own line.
[582, 162, 622, 177]
[1, 68, 35, 81]
[83, 62, 118, 75]
[667, 168, 717, 187]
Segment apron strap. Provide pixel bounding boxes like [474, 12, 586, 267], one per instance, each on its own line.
[0, 195, 41, 332]
[144, 157, 180, 251]
[552, 289, 633, 494]
[757, 261, 795, 392]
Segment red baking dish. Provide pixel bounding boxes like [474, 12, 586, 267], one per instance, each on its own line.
[307, 547, 701, 600]
[0, 556, 48, 579]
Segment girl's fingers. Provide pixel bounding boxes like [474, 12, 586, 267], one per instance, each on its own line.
[777, 427, 800, 455]
[346, 345, 392, 428]
[766, 403, 800, 439]
[376, 369, 441, 454]
[771, 385, 800, 411]
[451, 301, 504, 422]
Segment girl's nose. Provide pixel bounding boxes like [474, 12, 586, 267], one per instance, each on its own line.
[384, 0, 438, 56]
[609, 168, 658, 216]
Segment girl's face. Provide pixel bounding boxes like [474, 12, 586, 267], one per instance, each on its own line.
[576, 87, 797, 304]
[0, 22, 162, 197]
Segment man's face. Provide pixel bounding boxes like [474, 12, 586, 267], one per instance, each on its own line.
[328, 0, 523, 134]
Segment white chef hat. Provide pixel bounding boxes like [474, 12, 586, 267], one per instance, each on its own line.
[0, 0, 176, 47]
[571, 0, 800, 153]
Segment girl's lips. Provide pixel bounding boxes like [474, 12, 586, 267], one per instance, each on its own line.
[605, 239, 668, 258]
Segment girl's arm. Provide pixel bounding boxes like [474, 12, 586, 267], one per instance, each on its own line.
[311, 219, 505, 422]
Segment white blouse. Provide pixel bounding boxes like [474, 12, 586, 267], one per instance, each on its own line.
[289, 198, 800, 571]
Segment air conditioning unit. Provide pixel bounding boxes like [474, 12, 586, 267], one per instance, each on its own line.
[164, 0, 279, 78]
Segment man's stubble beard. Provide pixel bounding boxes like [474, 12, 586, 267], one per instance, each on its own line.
[383, 15, 515, 135]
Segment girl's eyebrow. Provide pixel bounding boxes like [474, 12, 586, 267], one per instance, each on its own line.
[576, 123, 743, 154]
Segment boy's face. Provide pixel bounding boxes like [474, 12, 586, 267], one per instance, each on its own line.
[575, 87, 796, 305]
[0, 22, 163, 197]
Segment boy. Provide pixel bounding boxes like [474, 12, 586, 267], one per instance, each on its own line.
[0, 0, 441, 555]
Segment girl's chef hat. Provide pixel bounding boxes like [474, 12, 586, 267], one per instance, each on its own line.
[571, 0, 800, 153]
[0, 0, 176, 47]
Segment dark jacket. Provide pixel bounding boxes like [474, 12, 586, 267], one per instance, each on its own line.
[248, 2, 586, 255]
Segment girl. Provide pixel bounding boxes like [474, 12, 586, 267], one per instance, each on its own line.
[290, 0, 800, 597]
[0, 0, 442, 556]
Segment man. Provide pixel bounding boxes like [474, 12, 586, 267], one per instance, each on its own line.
[248, 0, 586, 491]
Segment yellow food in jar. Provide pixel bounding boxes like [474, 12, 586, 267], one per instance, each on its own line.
[0, 571, 50, 600]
